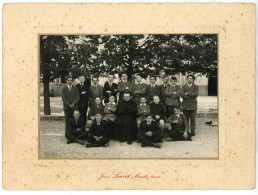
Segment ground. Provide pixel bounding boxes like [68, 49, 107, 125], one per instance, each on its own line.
[40, 115, 218, 159]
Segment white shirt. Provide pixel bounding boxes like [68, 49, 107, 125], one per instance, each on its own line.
[67, 84, 72, 90]
[140, 103, 147, 106]
[151, 84, 155, 88]
[188, 84, 192, 87]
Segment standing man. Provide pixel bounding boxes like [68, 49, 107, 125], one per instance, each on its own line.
[88, 75, 103, 108]
[75, 75, 89, 125]
[103, 74, 118, 103]
[164, 77, 181, 117]
[61, 76, 80, 138]
[132, 73, 147, 105]
[117, 72, 132, 103]
[181, 75, 199, 136]
[160, 75, 170, 105]
[146, 75, 160, 104]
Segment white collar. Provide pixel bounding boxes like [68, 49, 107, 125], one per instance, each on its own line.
[151, 84, 155, 87]
[121, 79, 127, 83]
[67, 84, 72, 88]
[140, 103, 146, 106]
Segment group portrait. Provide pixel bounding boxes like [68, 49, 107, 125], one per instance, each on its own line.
[40, 34, 218, 158]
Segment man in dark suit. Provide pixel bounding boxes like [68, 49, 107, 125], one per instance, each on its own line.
[61, 76, 80, 138]
[146, 75, 160, 104]
[75, 75, 89, 125]
[181, 75, 199, 136]
[160, 75, 169, 105]
[103, 74, 118, 103]
[117, 72, 133, 103]
[88, 75, 103, 108]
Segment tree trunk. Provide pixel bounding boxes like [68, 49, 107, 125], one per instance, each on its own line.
[43, 81, 51, 115]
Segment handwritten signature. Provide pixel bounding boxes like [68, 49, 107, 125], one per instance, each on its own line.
[97, 171, 160, 181]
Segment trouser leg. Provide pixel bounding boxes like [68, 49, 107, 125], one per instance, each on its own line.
[64, 109, 73, 138]
[189, 110, 196, 134]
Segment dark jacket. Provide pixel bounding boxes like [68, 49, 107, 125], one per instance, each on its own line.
[140, 120, 162, 136]
[88, 103, 104, 119]
[146, 84, 160, 103]
[68, 117, 85, 134]
[75, 83, 89, 107]
[149, 102, 166, 120]
[88, 84, 103, 107]
[181, 84, 199, 110]
[164, 84, 181, 106]
[103, 81, 118, 103]
[61, 85, 80, 110]
[89, 120, 109, 137]
[165, 114, 189, 133]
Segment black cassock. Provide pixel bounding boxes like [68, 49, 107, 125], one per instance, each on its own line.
[114, 100, 137, 143]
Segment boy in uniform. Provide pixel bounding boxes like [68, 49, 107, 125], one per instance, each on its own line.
[165, 107, 192, 141]
[86, 113, 110, 148]
[86, 97, 104, 131]
[138, 113, 163, 148]
[66, 110, 87, 145]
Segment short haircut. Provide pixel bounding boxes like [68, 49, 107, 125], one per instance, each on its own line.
[124, 92, 131, 96]
[109, 95, 115, 98]
[187, 75, 195, 80]
[174, 105, 181, 110]
[149, 75, 156, 80]
[171, 76, 177, 81]
[140, 96, 146, 99]
[95, 112, 103, 116]
[153, 95, 160, 99]
[66, 75, 73, 80]
[145, 113, 153, 118]
[73, 109, 80, 114]
[163, 75, 169, 79]
[95, 97, 101, 100]
[92, 75, 99, 80]
[120, 72, 128, 77]
[78, 75, 85, 79]
[108, 73, 114, 77]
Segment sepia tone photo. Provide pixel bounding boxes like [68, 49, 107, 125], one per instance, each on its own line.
[40, 34, 218, 159]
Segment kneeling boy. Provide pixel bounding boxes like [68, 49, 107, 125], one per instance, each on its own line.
[66, 110, 87, 145]
[86, 113, 110, 148]
[165, 107, 192, 141]
[138, 113, 163, 148]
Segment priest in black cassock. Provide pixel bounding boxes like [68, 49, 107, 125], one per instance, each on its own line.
[114, 92, 137, 144]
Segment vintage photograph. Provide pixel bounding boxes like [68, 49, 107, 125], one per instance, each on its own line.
[40, 34, 218, 158]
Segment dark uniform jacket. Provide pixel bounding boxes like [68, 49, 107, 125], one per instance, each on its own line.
[146, 84, 160, 103]
[140, 120, 162, 136]
[181, 84, 199, 110]
[88, 103, 104, 119]
[61, 85, 80, 110]
[88, 84, 103, 107]
[75, 83, 89, 108]
[89, 120, 109, 138]
[149, 102, 166, 120]
[164, 84, 181, 106]
[68, 117, 85, 134]
[103, 81, 118, 103]
[160, 84, 169, 104]
[165, 114, 189, 133]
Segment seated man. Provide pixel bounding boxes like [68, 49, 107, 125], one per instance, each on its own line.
[149, 95, 166, 132]
[138, 113, 163, 148]
[165, 107, 192, 141]
[86, 97, 104, 131]
[86, 113, 109, 148]
[66, 110, 87, 145]
[102, 95, 117, 138]
[136, 97, 150, 128]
